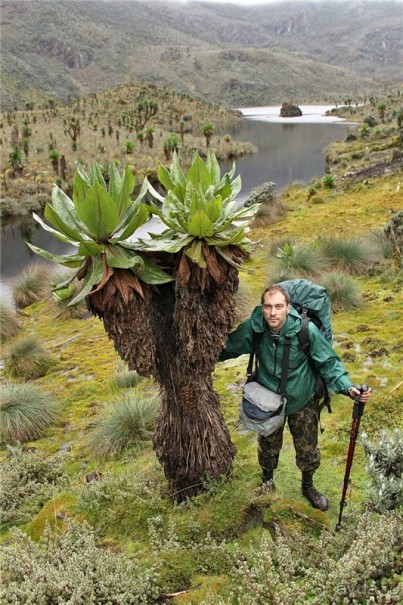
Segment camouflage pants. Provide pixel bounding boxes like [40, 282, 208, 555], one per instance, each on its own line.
[258, 396, 320, 475]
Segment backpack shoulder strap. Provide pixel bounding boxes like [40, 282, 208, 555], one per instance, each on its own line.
[247, 330, 263, 377]
[279, 336, 291, 396]
[297, 313, 311, 354]
[297, 316, 332, 419]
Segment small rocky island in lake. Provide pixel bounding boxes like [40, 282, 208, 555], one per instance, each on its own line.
[279, 103, 303, 117]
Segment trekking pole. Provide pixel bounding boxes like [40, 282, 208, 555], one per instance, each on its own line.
[335, 384, 368, 531]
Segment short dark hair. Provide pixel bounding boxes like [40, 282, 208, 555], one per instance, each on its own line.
[261, 285, 290, 305]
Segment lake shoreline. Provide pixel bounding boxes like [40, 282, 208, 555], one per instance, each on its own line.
[238, 104, 359, 125]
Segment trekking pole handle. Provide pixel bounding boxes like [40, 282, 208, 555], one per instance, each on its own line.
[353, 384, 368, 419]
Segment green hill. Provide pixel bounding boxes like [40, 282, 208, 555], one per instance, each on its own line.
[1, 0, 401, 111]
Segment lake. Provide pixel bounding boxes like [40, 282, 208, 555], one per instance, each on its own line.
[0, 105, 352, 299]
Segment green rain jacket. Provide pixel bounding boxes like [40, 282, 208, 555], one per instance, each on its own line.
[219, 305, 353, 416]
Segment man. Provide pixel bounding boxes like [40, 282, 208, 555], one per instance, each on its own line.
[219, 284, 372, 511]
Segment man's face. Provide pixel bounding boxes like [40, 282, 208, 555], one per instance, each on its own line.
[262, 290, 290, 334]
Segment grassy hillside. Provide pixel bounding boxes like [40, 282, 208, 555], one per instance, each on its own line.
[0, 82, 255, 220]
[1, 91, 402, 602]
[1, 0, 401, 110]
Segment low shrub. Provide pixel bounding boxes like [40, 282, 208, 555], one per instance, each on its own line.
[0, 301, 21, 340]
[11, 262, 50, 308]
[0, 444, 68, 524]
[204, 511, 402, 605]
[320, 272, 361, 312]
[361, 428, 403, 512]
[0, 382, 60, 444]
[3, 335, 55, 379]
[87, 391, 160, 459]
[0, 521, 161, 604]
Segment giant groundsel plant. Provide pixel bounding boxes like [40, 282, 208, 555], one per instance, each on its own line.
[142, 151, 258, 286]
[27, 162, 172, 307]
[28, 153, 261, 500]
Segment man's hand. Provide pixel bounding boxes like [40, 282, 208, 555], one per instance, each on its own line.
[348, 386, 372, 403]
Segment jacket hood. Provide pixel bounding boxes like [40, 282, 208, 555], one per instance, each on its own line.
[250, 304, 302, 337]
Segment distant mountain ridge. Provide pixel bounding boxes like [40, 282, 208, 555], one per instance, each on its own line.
[1, 0, 402, 111]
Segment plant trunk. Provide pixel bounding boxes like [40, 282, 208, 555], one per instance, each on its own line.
[87, 259, 239, 501]
[151, 261, 239, 500]
[154, 372, 236, 500]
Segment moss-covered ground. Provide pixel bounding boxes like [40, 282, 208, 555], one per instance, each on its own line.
[1, 100, 402, 603]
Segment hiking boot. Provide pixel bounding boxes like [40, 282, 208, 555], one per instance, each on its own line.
[301, 472, 329, 511]
[260, 470, 276, 491]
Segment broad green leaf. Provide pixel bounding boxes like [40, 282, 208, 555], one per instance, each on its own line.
[205, 196, 223, 223]
[187, 210, 214, 237]
[75, 163, 90, 185]
[170, 152, 186, 187]
[52, 272, 81, 291]
[205, 225, 246, 246]
[26, 243, 85, 268]
[189, 187, 205, 218]
[158, 164, 175, 192]
[73, 171, 90, 206]
[144, 177, 165, 203]
[187, 154, 212, 193]
[150, 205, 184, 233]
[89, 163, 106, 188]
[51, 186, 92, 239]
[76, 183, 120, 240]
[77, 241, 104, 256]
[112, 202, 150, 242]
[108, 161, 123, 208]
[32, 212, 77, 245]
[133, 176, 151, 204]
[106, 247, 144, 270]
[172, 183, 186, 204]
[129, 234, 192, 254]
[52, 286, 75, 302]
[45, 203, 85, 242]
[132, 256, 173, 284]
[216, 174, 232, 202]
[116, 166, 135, 217]
[68, 256, 104, 306]
[206, 152, 221, 186]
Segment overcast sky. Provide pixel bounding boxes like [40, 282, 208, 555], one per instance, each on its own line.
[170, 0, 403, 4]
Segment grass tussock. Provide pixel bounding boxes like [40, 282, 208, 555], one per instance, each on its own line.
[3, 335, 55, 379]
[0, 300, 21, 340]
[11, 263, 51, 308]
[319, 236, 379, 274]
[113, 363, 145, 389]
[268, 242, 327, 283]
[320, 272, 362, 312]
[87, 392, 160, 459]
[0, 382, 60, 444]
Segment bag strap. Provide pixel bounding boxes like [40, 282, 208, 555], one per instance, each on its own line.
[247, 330, 263, 377]
[247, 331, 291, 397]
[279, 337, 291, 396]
